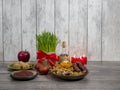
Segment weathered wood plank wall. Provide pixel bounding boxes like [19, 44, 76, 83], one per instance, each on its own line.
[0, 0, 2, 62]
[22, 0, 36, 61]
[102, 0, 120, 61]
[37, 0, 54, 33]
[69, 0, 87, 57]
[0, 0, 120, 61]
[88, 0, 102, 61]
[3, 0, 22, 61]
[55, 0, 69, 54]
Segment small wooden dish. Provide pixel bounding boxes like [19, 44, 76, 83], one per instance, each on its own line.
[50, 67, 88, 81]
[10, 70, 38, 81]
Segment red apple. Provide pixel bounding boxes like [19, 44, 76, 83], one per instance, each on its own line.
[18, 50, 30, 62]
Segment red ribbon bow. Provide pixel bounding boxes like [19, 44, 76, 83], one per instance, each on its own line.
[37, 50, 59, 66]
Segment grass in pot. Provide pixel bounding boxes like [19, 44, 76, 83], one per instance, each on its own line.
[36, 31, 59, 75]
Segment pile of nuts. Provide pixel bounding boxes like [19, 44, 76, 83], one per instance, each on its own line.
[50, 61, 86, 76]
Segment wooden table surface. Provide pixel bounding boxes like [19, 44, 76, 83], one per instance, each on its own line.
[0, 61, 120, 90]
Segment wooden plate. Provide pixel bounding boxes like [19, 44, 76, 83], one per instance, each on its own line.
[50, 68, 88, 81]
[10, 70, 38, 81]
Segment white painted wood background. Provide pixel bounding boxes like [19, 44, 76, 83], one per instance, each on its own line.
[0, 0, 120, 62]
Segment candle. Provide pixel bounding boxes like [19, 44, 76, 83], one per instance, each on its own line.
[71, 55, 76, 63]
[71, 55, 87, 65]
[82, 55, 87, 64]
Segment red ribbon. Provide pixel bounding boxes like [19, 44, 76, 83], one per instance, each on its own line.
[37, 50, 59, 66]
[71, 55, 87, 65]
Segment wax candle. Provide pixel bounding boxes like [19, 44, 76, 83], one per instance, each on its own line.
[71, 55, 87, 65]
[71, 56, 76, 63]
[81, 55, 87, 64]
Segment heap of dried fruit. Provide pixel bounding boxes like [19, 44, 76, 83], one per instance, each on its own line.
[73, 62, 85, 72]
[50, 61, 86, 76]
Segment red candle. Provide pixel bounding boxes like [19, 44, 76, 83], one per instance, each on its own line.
[71, 55, 87, 65]
[81, 55, 87, 65]
[71, 56, 76, 63]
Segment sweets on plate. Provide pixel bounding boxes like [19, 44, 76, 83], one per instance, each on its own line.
[9, 61, 33, 70]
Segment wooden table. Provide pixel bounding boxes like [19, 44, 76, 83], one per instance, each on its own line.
[0, 61, 120, 90]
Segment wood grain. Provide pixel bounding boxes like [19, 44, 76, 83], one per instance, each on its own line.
[88, 0, 102, 61]
[0, 0, 3, 61]
[69, 0, 87, 57]
[102, 0, 120, 61]
[1, 62, 120, 90]
[55, 0, 69, 55]
[3, 0, 22, 61]
[37, 0, 54, 34]
[1, 0, 120, 61]
[22, 0, 36, 61]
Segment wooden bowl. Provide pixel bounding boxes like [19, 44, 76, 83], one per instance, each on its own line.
[50, 67, 88, 81]
[10, 70, 38, 81]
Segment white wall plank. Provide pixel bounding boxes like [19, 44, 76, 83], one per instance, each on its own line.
[88, 0, 102, 61]
[69, 0, 87, 57]
[3, 0, 21, 61]
[1, 0, 120, 62]
[0, 0, 3, 61]
[55, 0, 69, 55]
[22, 0, 36, 61]
[102, 0, 120, 61]
[37, 0, 54, 34]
